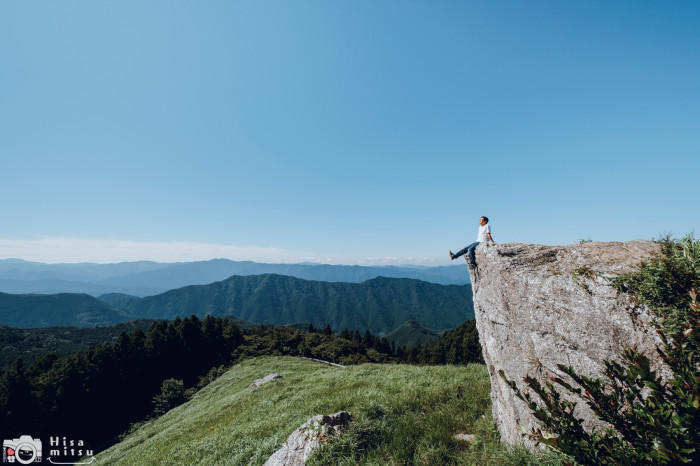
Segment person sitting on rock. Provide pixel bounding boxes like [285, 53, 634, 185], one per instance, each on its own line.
[449, 216, 495, 266]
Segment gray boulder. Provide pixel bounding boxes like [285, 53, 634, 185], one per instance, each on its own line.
[468, 240, 664, 446]
[264, 411, 352, 466]
[250, 373, 282, 389]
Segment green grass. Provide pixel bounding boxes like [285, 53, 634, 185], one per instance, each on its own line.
[571, 265, 597, 294]
[95, 356, 565, 465]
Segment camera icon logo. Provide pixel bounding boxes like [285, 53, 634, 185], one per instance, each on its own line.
[2, 436, 42, 464]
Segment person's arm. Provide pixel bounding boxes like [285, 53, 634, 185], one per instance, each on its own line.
[486, 227, 495, 243]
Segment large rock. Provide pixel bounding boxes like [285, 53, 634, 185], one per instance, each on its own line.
[264, 411, 352, 466]
[468, 241, 663, 446]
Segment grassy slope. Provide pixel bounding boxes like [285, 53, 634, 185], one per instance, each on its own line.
[95, 356, 563, 465]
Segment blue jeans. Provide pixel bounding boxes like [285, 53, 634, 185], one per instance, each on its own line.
[454, 242, 479, 265]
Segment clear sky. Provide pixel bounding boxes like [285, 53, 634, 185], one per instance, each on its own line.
[1, 1, 698, 265]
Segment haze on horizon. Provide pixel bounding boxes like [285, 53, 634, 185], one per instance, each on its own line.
[2, 1, 698, 266]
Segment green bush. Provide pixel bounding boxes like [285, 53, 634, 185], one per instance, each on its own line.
[501, 235, 699, 465]
[152, 378, 186, 417]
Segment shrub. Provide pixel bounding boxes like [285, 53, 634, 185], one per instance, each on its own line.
[152, 378, 186, 417]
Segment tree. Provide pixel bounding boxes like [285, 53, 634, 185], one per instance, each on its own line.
[152, 378, 186, 417]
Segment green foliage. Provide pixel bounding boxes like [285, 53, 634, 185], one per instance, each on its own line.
[611, 235, 699, 332]
[195, 364, 228, 391]
[571, 265, 598, 295]
[0, 320, 158, 370]
[152, 378, 185, 417]
[405, 319, 483, 365]
[502, 235, 700, 465]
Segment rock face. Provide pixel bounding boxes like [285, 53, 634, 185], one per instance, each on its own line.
[468, 241, 663, 446]
[249, 373, 282, 389]
[264, 411, 352, 466]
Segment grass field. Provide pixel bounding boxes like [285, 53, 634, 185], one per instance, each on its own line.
[95, 356, 565, 465]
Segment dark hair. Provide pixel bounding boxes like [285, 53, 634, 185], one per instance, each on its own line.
[481, 216, 489, 223]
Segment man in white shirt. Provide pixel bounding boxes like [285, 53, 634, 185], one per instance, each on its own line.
[449, 216, 495, 266]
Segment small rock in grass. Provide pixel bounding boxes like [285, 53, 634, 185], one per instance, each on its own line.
[454, 433, 475, 443]
[249, 373, 282, 389]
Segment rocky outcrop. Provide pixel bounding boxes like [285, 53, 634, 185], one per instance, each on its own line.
[468, 241, 663, 446]
[264, 411, 352, 466]
[249, 373, 282, 389]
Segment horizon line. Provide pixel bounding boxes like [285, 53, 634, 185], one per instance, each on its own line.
[0, 236, 449, 267]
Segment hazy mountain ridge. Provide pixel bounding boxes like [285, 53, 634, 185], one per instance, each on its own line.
[0, 292, 131, 328]
[0, 278, 161, 297]
[0, 258, 468, 296]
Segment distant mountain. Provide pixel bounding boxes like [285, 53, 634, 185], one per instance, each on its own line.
[98, 293, 143, 309]
[385, 320, 440, 348]
[0, 292, 132, 328]
[100, 259, 470, 291]
[0, 278, 160, 297]
[0, 259, 167, 282]
[111, 274, 473, 335]
[0, 258, 468, 296]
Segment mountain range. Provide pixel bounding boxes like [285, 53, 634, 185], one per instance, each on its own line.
[0, 292, 131, 328]
[0, 258, 468, 296]
[102, 274, 473, 335]
[0, 274, 473, 336]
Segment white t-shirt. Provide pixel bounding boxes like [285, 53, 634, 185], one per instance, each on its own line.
[477, 224, 492, 243]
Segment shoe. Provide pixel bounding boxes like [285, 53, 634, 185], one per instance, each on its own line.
[449, 251, 454, 260]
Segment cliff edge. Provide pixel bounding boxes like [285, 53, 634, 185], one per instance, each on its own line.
[468, 240, 663, 446]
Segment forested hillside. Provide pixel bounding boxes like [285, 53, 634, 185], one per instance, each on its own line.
[385, 320, 439, 348]
[0, 320, 156, 369]
[110, 274, 473, 335]
[0, 292, 130, 327]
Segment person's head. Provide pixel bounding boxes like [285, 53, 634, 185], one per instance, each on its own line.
[480, 216, 489, 226]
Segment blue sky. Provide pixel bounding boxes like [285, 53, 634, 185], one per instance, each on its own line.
[1, 1, 698, 265]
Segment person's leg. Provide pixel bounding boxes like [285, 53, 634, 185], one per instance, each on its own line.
[467, 242, 480, 265]
[451, 245, 469, 260]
